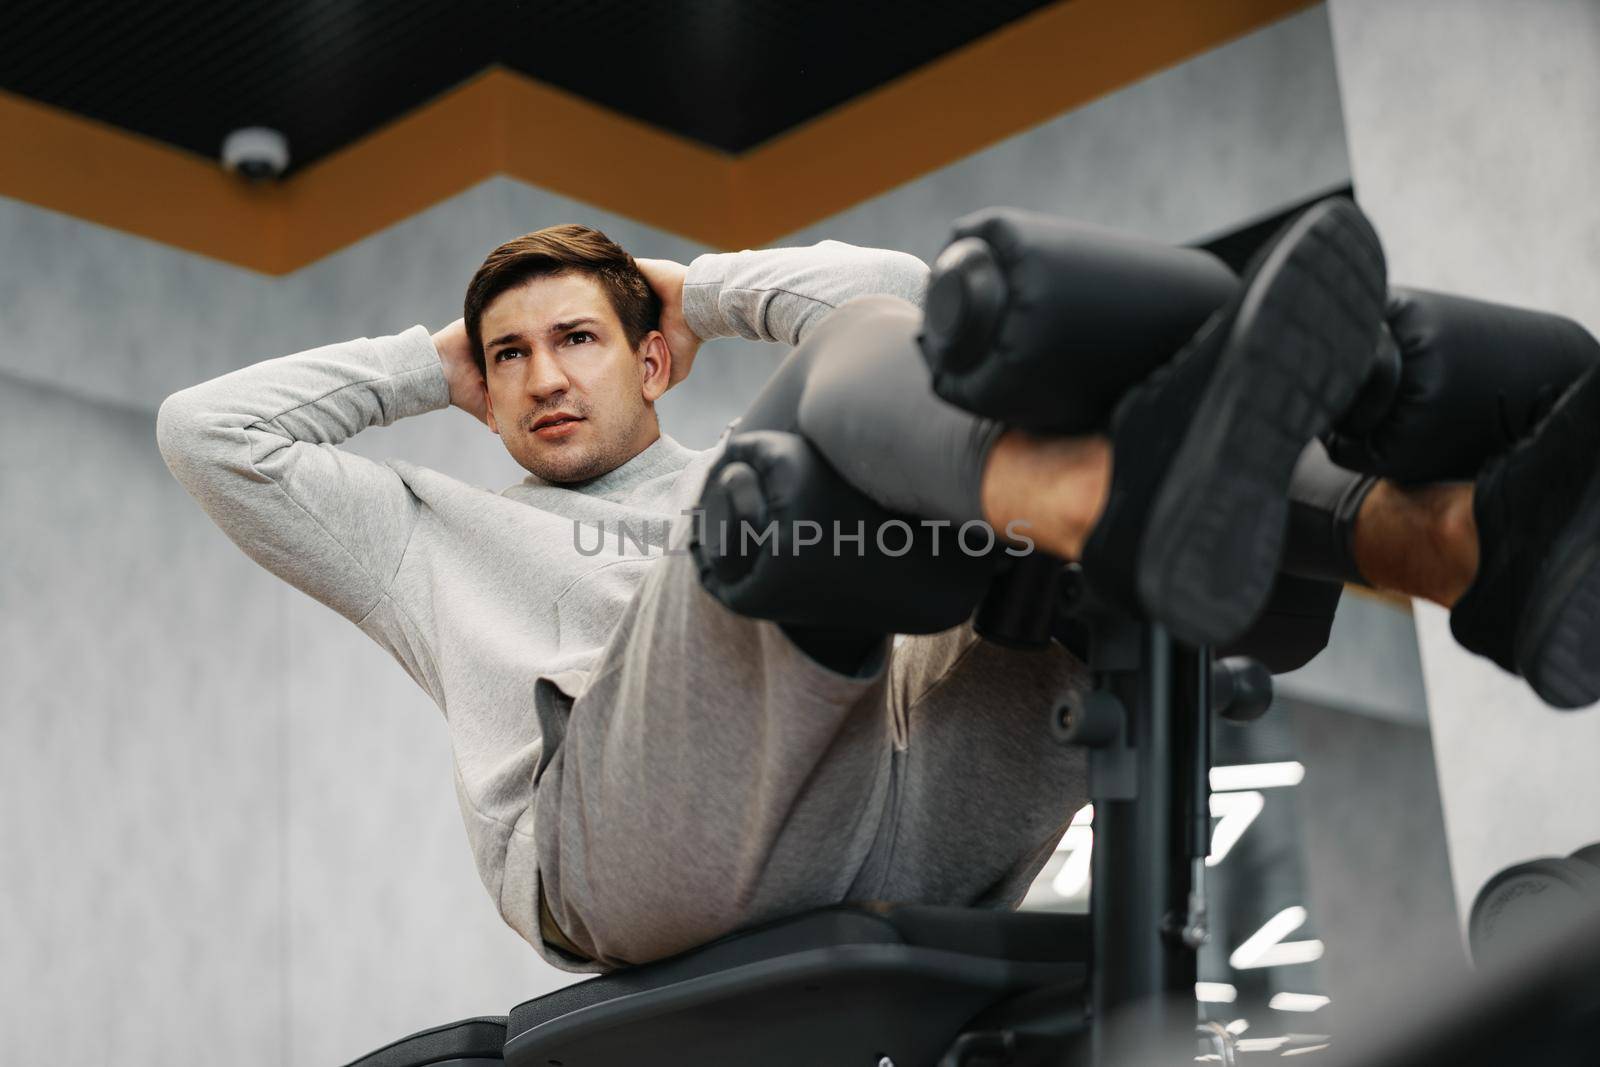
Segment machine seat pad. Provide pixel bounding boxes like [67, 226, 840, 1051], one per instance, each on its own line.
[504, 903, 1089, 1067]
[340, 1015, 507, 1067]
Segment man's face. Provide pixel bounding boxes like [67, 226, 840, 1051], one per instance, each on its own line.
[480, 272, 669, 484]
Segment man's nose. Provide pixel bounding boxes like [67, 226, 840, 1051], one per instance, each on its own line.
[521, 349, 571, 400]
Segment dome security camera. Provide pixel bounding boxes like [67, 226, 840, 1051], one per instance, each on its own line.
[221, 127, 290, 180]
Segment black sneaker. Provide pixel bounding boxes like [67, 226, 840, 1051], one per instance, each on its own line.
[1453, 365, 1600, 708]
[1082, 198, 1388, 646]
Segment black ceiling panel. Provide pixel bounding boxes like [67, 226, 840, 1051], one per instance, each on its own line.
[1, 0, 1057, 171]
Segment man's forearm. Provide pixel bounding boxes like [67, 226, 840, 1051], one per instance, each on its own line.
[157, 327, 448, 468]
[682, 240, 929, 349]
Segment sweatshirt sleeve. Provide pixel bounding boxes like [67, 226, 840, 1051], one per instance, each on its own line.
[155, 325, 450, 625]
[682, 239, 929, 348]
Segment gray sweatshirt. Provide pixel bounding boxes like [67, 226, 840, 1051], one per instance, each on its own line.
[155, 240, 928, 964]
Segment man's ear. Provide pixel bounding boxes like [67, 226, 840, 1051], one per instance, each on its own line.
[639, 330, 673, 402]
[484, 382, 501, 435]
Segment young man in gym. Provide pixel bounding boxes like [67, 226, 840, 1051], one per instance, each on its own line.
[158, 203, 1600, 971]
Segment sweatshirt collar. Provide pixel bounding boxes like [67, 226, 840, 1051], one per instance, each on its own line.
[517, 433, 697, 498]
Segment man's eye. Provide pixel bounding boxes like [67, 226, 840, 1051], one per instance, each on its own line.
[567, 331, 595, 345]
[494, 349, 523, 362]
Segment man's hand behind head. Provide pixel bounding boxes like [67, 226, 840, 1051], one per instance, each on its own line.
[635, 258, 703, 389]
[433, 318, 492, 426]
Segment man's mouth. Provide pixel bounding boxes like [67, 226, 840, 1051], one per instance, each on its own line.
[530, 414, 584, 438]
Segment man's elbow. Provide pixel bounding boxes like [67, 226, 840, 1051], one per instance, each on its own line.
[864, 248, 930, 307]
[154, 389, 211, 484]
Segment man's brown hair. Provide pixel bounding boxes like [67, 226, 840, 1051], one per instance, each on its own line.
[463, 224, 661, 377]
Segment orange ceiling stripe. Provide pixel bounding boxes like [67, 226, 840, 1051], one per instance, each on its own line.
[0, 0, 1317, 273]
[732, 0, 1319, 243]
[0, 90, 274, 268]
[275, 69, 736, 270]
[269, 71, 508, 272]
[496, 71, 737, 248]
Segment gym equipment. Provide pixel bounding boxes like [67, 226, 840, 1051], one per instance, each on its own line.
[694, 429, 995, 634]
[1329, 288, 1600, 483]
[919, 206, 1237, 436]
[1074, 197, 1387, 649]
[921, 210, 1600, 493]
[1467, 841, 1600, 967]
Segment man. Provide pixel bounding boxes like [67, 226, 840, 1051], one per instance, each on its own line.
[158, 210, 1600, 972]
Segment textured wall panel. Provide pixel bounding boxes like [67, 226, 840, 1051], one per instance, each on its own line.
[0, 379, 287, 1065]
[1291, 702, 1466, 1023]
[1328, 0, 1600, 920]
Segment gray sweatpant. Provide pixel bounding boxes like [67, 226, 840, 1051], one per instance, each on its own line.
[532, 537, 1091, 970]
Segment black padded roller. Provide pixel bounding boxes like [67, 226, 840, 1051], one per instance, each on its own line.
[1327, 287, 1600, 482]
[920, 206, 1238, 434]
[691, 431, 999, 634]
[1469, 851, 1600, 967]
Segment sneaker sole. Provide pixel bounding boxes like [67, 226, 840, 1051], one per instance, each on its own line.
[1136, 199, 1388, 646]
[1518, 465, 1600, 708]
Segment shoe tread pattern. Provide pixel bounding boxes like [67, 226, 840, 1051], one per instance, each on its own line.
[1520, 463, 1600, 708]
[1137, 200, 1387, 646]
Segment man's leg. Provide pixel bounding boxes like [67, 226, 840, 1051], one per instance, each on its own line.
[530, 537, 1090, 970]
[978, 430, 1109, 560]
[1348, 480, 1477, 607]
[732, 327, 896, 676]
[981, 434, 1472, 607]
[980, 371, 1600, 708]
[870, 623, 1092, 909]
[1355, 363, 1600, 707]
[532, 542, 899, 969]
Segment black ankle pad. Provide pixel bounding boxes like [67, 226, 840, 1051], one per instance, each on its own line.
[919, 206, 1237, 434]
[691, 431, 999, 634]
[1327, 287, 1600, 482]
[1282, 440, 1379, 586]
[1448, 454, 1520, 673]
[1221, 575, 1343, 674]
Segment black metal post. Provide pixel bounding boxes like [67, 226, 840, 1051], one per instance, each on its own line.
[1176, 642, 1213, 951]
[1083, 622, 1203, 1065]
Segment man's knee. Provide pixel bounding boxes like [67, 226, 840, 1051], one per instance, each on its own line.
[795, 297, 1000, 525]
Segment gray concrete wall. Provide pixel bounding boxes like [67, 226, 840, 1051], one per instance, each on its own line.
[1290, 701, 1467, 1022]
[1328, 0, 1600, 923]
[1278, 593, 1430, 726]
[0, 377, 289, 1064]
[1, 5, 1449, 1062]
